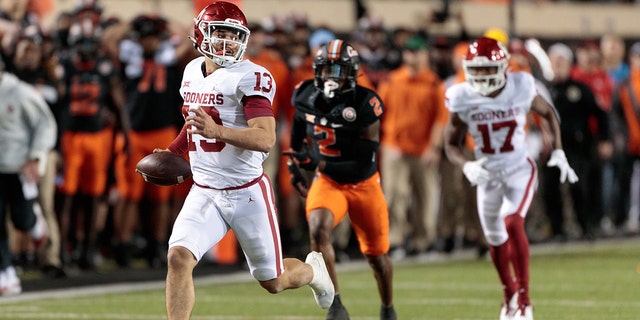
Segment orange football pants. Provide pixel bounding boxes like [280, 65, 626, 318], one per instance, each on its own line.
[305, 172, 390, 256]
[60, 128, 114, 196]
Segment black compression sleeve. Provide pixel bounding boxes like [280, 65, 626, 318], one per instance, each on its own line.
[290, 112, 307, 151]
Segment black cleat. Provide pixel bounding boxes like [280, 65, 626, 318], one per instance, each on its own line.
[380, 304, 397, 320]
[326, 294, 350, 320]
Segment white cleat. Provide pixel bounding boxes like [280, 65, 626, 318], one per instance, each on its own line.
[513, 305, 533, 320]
[0, 266, 22, 297]
[499, 292, 519, 320]
[305, 251, 335, 309]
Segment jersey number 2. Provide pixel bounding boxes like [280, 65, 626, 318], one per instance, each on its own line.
[477, 120, 517, 154]
[314, 126, 340, 157]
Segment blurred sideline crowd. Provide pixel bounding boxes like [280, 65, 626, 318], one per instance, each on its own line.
[0, 0, 639, 293]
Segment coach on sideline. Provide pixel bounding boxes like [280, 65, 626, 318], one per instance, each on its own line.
[0, 68, 57, 296]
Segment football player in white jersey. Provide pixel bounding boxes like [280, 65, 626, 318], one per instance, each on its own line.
[444, 37, 578, 320]
[157, 2, 334, 318]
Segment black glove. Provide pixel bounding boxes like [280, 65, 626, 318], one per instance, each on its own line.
[286, 159, 309, 198]
[282, 148, 319, 172]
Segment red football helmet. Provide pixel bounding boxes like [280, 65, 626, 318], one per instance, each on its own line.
[463, 37, 510, 96]
[190, 1, 250, 67]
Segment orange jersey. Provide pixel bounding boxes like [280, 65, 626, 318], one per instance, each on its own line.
[378, 66, 448, 155]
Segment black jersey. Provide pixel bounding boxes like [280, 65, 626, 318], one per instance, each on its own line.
[123, 58, 183, 132]
[62, 57, 115, 132]
[291, 80, 384, 184]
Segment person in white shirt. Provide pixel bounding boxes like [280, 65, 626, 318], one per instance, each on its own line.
[0, 71, 56, 296]
[444, 37, 578, 320]
[157, 3, 333, 319]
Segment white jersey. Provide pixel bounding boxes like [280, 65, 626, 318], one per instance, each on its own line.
[445, 72, 537, 172]
[180, 57, 275, 189]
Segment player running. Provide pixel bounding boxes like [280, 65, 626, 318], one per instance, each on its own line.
[286, 39, 396, 320]
[160, 2, 334, 319]
[444, 37, 578, 320]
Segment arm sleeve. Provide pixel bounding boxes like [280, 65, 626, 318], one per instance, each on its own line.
[290, 110, 307, 151]
[168, 125, 189, 155]
[243, 95, 274, 120]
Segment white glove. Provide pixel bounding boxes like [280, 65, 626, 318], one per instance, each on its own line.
[546, 149, 579, 183]
[463, 157, 491, 186]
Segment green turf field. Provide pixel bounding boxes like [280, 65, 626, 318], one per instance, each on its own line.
[1, 239, 638, 319]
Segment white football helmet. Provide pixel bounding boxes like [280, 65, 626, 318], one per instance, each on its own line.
[463, 37, 510, 96]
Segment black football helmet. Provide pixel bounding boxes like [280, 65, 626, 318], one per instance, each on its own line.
[313, 39, 359, 99]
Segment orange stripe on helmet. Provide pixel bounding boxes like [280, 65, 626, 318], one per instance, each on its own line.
[327, 40, 343, 61]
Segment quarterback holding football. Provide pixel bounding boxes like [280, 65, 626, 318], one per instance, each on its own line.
[157, 2, 334, 318]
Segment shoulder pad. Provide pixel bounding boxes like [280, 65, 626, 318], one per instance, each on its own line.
[291, 80, 317, 112]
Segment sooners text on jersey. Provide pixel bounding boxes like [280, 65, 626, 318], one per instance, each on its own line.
[445, 71, 537, 171]
[180, 57, 275, 189]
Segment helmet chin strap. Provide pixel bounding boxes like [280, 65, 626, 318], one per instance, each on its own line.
[323, 80, 340, 99]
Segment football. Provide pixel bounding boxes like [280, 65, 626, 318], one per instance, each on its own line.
[135, 152, 192, 186]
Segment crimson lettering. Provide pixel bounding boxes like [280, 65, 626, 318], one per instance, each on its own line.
[183, 92, 224, 105]
[470, 108, 520, 122]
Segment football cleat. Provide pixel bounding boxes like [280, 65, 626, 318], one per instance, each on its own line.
[305, 251, 335, 309]
[380, 304, 397, 320]
[0, 266, 22, 297]
[513, 304, 534, 320]
[326, 295, 350, 320]
[499, 292, 519, 320]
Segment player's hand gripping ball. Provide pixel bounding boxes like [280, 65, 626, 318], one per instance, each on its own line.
[135, 151, 192, 186]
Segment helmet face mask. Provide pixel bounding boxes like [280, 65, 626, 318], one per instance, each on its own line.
[192, 2, 250, 67]
[313, 40, 359, 99]
[463, 37, 510, 96]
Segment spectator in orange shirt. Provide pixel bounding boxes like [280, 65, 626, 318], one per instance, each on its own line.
[378, 35, 447, 258]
